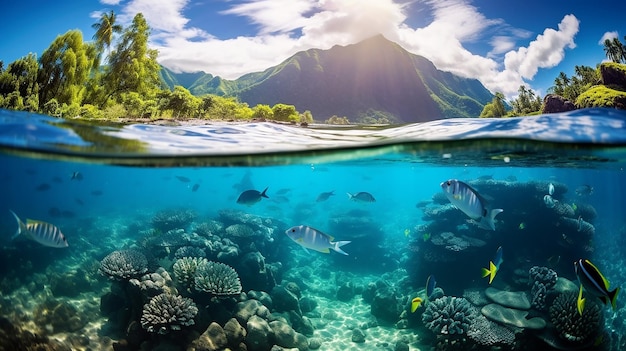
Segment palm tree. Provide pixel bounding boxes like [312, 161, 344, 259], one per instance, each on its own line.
[612, 37, 626, 63]
[92, 10, 123, 62]
[603, 38, 621, 63]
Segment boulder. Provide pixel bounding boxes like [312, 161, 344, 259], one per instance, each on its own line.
[481, 304, 546, 329]
[224, 318, 246, 347]
[234, 299, 270, 325]
[246, 315, 272, 351]
[542, 94, 576, 114]
[351, 328, 366, 343]
[269, 320, 309, 351]
[188, 322, 228, 351]
[271, 285, 302, 315]
[485, 287, 531, 309]
[600, 62, 626, 87]
[370, 286, 402, 324]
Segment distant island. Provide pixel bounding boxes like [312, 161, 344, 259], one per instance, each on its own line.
[0, 11, 625, 124]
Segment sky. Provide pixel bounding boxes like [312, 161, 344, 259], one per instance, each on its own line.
[1, 0, 625, 99]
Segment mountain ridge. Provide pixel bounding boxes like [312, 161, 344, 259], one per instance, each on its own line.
[161, 35, 494, 123]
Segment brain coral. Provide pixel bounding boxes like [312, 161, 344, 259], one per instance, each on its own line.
[550, 291, 602, 344]
[194, 260, 243, 296]
[99, 249, 148, 280]
[422, 296, 478, 335]
[140, 293, 198, 334]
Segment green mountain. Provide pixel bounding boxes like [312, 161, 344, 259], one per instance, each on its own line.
[167, 35, 494, 123]
[159, 67, 208, 91]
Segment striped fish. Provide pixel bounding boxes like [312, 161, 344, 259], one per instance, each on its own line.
[285, 225, 350, 255]
[440, 179, 503, 231]
[10, 210, 69, 248]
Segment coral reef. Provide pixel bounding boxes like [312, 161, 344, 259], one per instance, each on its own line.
[174, 246, 206, 259]
[550, 291, 603, 344]
[151, 208, 197, 232]
[194, 261, 243, 296]
[481, 304, 546, 329]
[140, 293, 198, 334]
[422, 296, 478, 335]
[467, 314, 516, 346]
[529, 266, 557, 310]
[130, 267, 178, 297]
[99, 249, 148, 280]
[173, 257, 207, 291]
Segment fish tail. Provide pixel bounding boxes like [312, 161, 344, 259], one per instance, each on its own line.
[333, 241, 351, 255]
[486, 209, 504, 230]
[346, 192, 354, 199]
[9, 210, 25, 240]
[609, 287, 620, 310]
[481, 267, 491, 278]
[481, 261, 497, 284]
[577, 285, 585, 316]
[260, 187, 269, 198]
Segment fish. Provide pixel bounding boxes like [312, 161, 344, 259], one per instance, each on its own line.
[574, 258, 620, 314]
[543, 194, 555, 208]
[482, 246, 503, 284]
[518, 222, 526, 230]
[191, 183, 200, 192]
[411, 297, 423, 312]
[426, 275, 437, 300]
[575, 185, 594, 196]
[548, 183, 555, 195]
[237, 187, 269, 206]
[404, 229, 410, 237]
[316, 190, 335, 202]
[71, 171, 83, 180]
[9, 210, 69, 248]
[35, 183, 51, 191]
[285, 225, 351, 255]
[175, 175, 191, 183]
[422, 233, 431, 242]
[440, 179, 503, 231]
[347, 192, 376, 203]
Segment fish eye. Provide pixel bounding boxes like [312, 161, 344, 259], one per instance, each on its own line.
[446, 181, 451, 186]
[291, 229, 296, 232]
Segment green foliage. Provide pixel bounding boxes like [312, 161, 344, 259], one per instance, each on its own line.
[61, 102, 81, 118]
[79, 104, 104, 119]
[43, 98, 61, 117]
[158, 86, 201, 119]
[479, 92, 506, 118]
[549, 66, 600, 102]
[252, 104, 273, 120]
[91, 10, 122, 64]
[603, 37, 626, 63]
[300, 110, 314, 123]
[104, 13, 161, 104]
[576, 85, 626, 108]
[204, 95, 252, 120]
[325, 115, 350, 124]
[38, 30, 96, 107]
[510, 85, 542, 116]
[102, 103, 128, 120]
[272, 103, 299, 122]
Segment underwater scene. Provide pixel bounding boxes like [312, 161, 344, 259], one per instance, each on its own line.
[1, 108, 626, 351]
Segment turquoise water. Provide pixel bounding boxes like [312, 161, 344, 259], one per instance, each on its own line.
[0, 108, 625, 350]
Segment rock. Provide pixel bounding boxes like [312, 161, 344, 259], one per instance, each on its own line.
[271, 285, 302, 314]
[299, 297, 317, 314]
[542, 94, 576, 114]
[394, 341, 409, 351]
[188, 322, 228, 351]
[248, 290, 273, 309]
[307, 337, 322, 349]
[481, 304, 546, 329]
[224, 318, 246, 347]
[370, 286, 402, 324]
[600, 62, 626, 87]
[246, 315, 272, 351]
[288, 311, 314, 336]
[485, 287, 531, 309]
[553, 277, 578, 293]
[351, 328, 366, 343]
[336, 281, 356, 302]
[235, 299, 270, 325]
[269, 320, 308, 351]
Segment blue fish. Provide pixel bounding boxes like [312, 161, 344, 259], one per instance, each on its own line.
[237, 187, 269, 206]
[426, 274, 437, 300]
[10, 210, 69, 248]
[440, 179, 503, 230]
[574, 259, 619, 315]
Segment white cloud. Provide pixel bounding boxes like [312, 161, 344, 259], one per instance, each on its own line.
[114, 0, 579, 98]
[100, 0, 122, 5]
[598, 31, 619, 45]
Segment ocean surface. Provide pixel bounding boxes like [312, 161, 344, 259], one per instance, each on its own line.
[0, 108, 625, 351]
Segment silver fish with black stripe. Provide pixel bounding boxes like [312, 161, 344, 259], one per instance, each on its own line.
[10, 210, 69, 248]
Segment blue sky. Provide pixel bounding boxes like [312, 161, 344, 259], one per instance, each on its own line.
[1, 0, 624, 99]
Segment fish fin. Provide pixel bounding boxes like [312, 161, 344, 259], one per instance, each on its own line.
[481, 267, 490, 278]
[332, 241, 351, 255]
[609, 287, 620, 310]
[481, 209, 504, 230]
[346, 192, 354, 199]
[488, 261, 497, 284]
[9, 210, 24, 240]
[577, 285, 585, 316]
[260, 187, 269, 198]
[411, 298, 422, 313]
[321, 248, 330, 253]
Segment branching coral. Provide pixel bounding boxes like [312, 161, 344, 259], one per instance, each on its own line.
[529, 266, 557, 310]
[194, 260, 242, 296]
[173, 257, 207, 291]
[140, 293, 198, 334]
[99, 249, 148, 280]
[174, 246, 206, 259]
